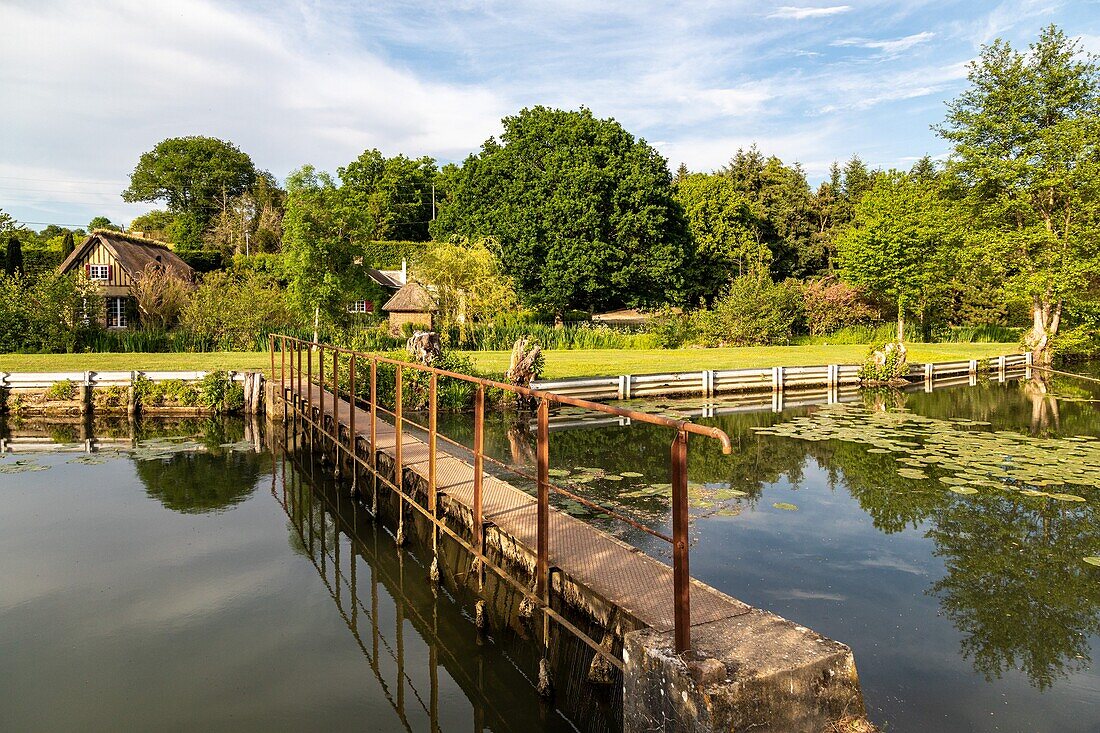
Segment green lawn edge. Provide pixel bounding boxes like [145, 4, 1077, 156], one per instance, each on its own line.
[0, 343, 1019, 381]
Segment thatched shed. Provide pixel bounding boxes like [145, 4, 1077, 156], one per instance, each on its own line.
[382, 282, 436, 336]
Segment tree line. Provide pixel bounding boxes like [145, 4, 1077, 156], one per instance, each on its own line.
[4, 24, 1097, 363]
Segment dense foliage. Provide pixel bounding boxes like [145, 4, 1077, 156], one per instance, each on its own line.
[431, 106, 691, 315]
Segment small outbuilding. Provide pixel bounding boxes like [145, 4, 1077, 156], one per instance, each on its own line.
[382, 282, 436, 336]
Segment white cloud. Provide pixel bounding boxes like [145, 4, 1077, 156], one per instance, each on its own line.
[833, 31, 936, 54]
[768, 5, 852, 20]
[0, 0, 508, 224]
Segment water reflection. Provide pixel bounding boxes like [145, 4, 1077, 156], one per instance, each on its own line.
[275, 444, 614, 733]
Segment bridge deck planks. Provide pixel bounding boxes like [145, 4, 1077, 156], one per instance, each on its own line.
[298, 382, 750, 633]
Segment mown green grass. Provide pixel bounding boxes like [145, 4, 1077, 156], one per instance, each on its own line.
[0, 343, 1019, 380]
[0, 352, 275, 374]
[465, 343, 1020, 379]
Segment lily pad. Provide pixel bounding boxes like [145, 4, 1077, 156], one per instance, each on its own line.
[772, 502, 798, 511]
[1084, 557, 1100, 567]
[949, 486, 979, 495]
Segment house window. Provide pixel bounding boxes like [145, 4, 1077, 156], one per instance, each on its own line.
[347, 300, 373, 314]
[106, 297, 128, 328]
[89, 264, 110, 281]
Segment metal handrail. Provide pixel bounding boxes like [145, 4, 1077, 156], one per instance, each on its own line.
[271, 333, 733, 653]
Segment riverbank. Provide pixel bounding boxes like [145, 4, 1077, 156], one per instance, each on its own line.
[0, 343, 1018, 380]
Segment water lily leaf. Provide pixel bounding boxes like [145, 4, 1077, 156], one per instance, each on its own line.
[1084, 557, 1100, 567]
[1048, 493, 1086, 502]
[949, 486, 979, 495]
[772, 502, 798, 511]
[621, 471, 644, 478]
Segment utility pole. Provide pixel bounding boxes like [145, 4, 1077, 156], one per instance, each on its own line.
[431, 184, 436, 221]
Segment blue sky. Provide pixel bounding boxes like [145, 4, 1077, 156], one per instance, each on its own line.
[1, 0, 1097, 229]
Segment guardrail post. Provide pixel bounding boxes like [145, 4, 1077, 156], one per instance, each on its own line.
[617, 375, 626, 401]
[1024, 351, 1033, 379]
[536, 398, 550, 602]
[671, 429, 691, 653]
[924, 362, 933, 382]
[772, 366, 784, 393]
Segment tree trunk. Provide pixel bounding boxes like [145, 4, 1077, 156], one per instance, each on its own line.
[1025, 295, 1061, 366]
[313, 305, 320, 345]
[896, 307, 905, 343]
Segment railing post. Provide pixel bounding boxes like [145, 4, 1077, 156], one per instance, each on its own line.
[473, 385, 485, 561]
[279, 335, 286, 404]
[395, 364, 404, 541]
[349, 353, 357, 493]
[306, 339, 313, 420]
[671, 429, 691, 653]
[332, 347, 339, 441]
[370, 358, 378, 513]
[428, 373, 438, 514]
[296, 340, 303, 409]
[269, 334, 275, 387]
[319, 344, 325, 434]
[536, 398, 550, 601]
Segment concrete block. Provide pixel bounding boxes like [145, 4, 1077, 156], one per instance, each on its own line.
[623, 608, 867, 733]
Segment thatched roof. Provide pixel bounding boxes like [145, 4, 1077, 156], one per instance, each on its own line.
[58, 229, 194, 281]
[382, 282, 436, 313]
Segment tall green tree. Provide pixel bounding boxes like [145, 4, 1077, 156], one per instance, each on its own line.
[123, 136, 257, 248]
[338, 149, 437, 241]
[936, 25, 1100, 364]
[282, 166, 376, 336]
[836, 171, 956, 342]
[431, 106, 690, 315]
[60, 231, 75, 258]
[674, 172, 771, 298]
[88, 216, 120, 231]
[720, 146, 817, 279]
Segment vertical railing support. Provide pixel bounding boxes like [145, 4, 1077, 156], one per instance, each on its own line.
[473, 385, 485, 565]
[306, 339, 313, 422]
[348, 353, 357, 493]
[395, 365, 404, 542]
[536, 398, 550, 601]
[279, 336, 286, 417]
[296, 340, 303, 410]
[318, 345, 325, 435]
[671, 429, 691, 653]
[332, 347, 340, 441]
[428, 373, 438, 515]
[369, 359, 378, 514]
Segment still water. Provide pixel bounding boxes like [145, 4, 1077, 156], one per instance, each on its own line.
[1, 368, 1099, 732]
[0, 419, 591, 732]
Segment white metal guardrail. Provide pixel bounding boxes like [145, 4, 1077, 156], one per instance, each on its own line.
[531, 354, 1030, 401]
[0, 370, 250, 389]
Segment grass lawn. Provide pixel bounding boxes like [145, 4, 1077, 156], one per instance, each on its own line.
[0, 352, 274, 374]
[0, 343, 1019, 380]
[464, 343, 1021, 379]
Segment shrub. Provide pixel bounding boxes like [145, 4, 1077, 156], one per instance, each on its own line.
[93, 386, 127, 409]
[645, 306, 695, 348]
[198, 371, 245, 412]
[0, 272, 102, 353]
[133, 375, 200, 408]
[694, 276, 803, 346]
[180, 271, 301, 350]
[802, 278, 878, 336]
[858, 342, 910, 383]
[45, 379, 77, 401]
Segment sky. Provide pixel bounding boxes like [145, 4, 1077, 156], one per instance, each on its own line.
[1, 0, 1098, 230]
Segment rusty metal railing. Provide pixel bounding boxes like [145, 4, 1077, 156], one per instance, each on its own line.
[270, 334, 732, 655]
